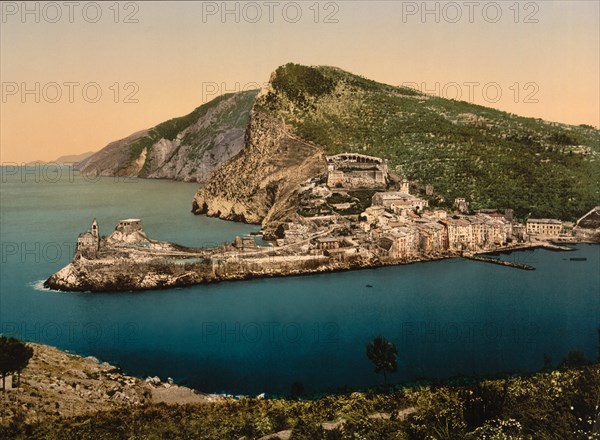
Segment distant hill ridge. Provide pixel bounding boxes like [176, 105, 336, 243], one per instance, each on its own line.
[25, 151, 96, 166]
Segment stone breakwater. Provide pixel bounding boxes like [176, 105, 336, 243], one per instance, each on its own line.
[464, 255, 536, 270]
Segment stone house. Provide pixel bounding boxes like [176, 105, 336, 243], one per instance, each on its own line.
[439, 218, 472, 251]
[75, 218, 100, 259]
[116, 219, 142, 234]
[316, 237, 340, 250]
[526, 218, 563, 236]
[234, 236, 257, 250]
[372, 191, 428, 213]
[326, 153, 388, 189]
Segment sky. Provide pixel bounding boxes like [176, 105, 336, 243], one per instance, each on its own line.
[1, 0, 599, 163]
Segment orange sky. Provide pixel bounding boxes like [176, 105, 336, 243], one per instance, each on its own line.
[1, 0, 599, 163]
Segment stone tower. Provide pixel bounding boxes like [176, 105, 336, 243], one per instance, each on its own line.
[91, 218, 99, 250]
[75, 219, 100, 259]
[401, 178, 410, 194]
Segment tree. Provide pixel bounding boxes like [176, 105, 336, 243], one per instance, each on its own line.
[560, 350, 589, 368]
[0, 337, 33, 391]
[366, 336, 398, 384]
[11, 341, 33, 387]
[290, 381, 305, 400]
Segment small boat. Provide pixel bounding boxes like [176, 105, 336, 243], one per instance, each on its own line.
[365, 284, 373, 288]
[569, 257, 587, 261]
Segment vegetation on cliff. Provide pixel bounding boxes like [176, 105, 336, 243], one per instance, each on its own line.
[0, 342, 217, 427]
[192, 105, 328, 228]
[77, 90, 259, 181]
[258, 63, 600, 221]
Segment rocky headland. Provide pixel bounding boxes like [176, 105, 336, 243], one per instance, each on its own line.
[192, 96, 328, 236]
[72, 63, 599, 229]
[43, 206, 596, 293]
[191, 63, 600, 231]
[0, 343, 220, 424]
[76, 90, 258, 182]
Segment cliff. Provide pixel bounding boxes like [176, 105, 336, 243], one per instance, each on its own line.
[192, 100, 328, 233]
[76, 90, 258, 182]
[44, 259, 212, 292]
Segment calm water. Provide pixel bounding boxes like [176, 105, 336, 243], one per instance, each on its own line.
[1, 167, 599, 395]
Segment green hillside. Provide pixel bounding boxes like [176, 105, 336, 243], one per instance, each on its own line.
[258, 63, 600, 220]
[128, 90, 258, 176]
[78, 90, 259, 181]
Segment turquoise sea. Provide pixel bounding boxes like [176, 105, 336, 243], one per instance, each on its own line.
[1, 166, 598, 395]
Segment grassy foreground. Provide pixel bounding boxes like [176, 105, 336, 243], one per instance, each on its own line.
[2, 363, 599, 440]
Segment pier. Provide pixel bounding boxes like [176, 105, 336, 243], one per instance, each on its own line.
[538, 243, 576, 252]
[464, 255, 536, 270]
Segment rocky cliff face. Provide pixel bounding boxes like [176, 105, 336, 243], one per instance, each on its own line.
[192, 97, 328, 233]
[76, 90, 258, 182]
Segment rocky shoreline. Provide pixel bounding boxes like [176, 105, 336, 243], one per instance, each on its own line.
[44, 198, 598, 293]
[44, 251, 440, 292]
[44, 237, 587, 293]
[2, 341, 598, 439]
[0, 343, 221, 424]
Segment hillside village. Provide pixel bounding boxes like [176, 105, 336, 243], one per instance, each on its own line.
[46, 152, 600, 292]
[272, 152, 597, 259]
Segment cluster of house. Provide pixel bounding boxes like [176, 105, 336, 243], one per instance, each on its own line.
[311, 201, 518, 259]
[302, 153, 581, 260]
[367, 208, 515, 258]
[310, 207, 580, 261]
